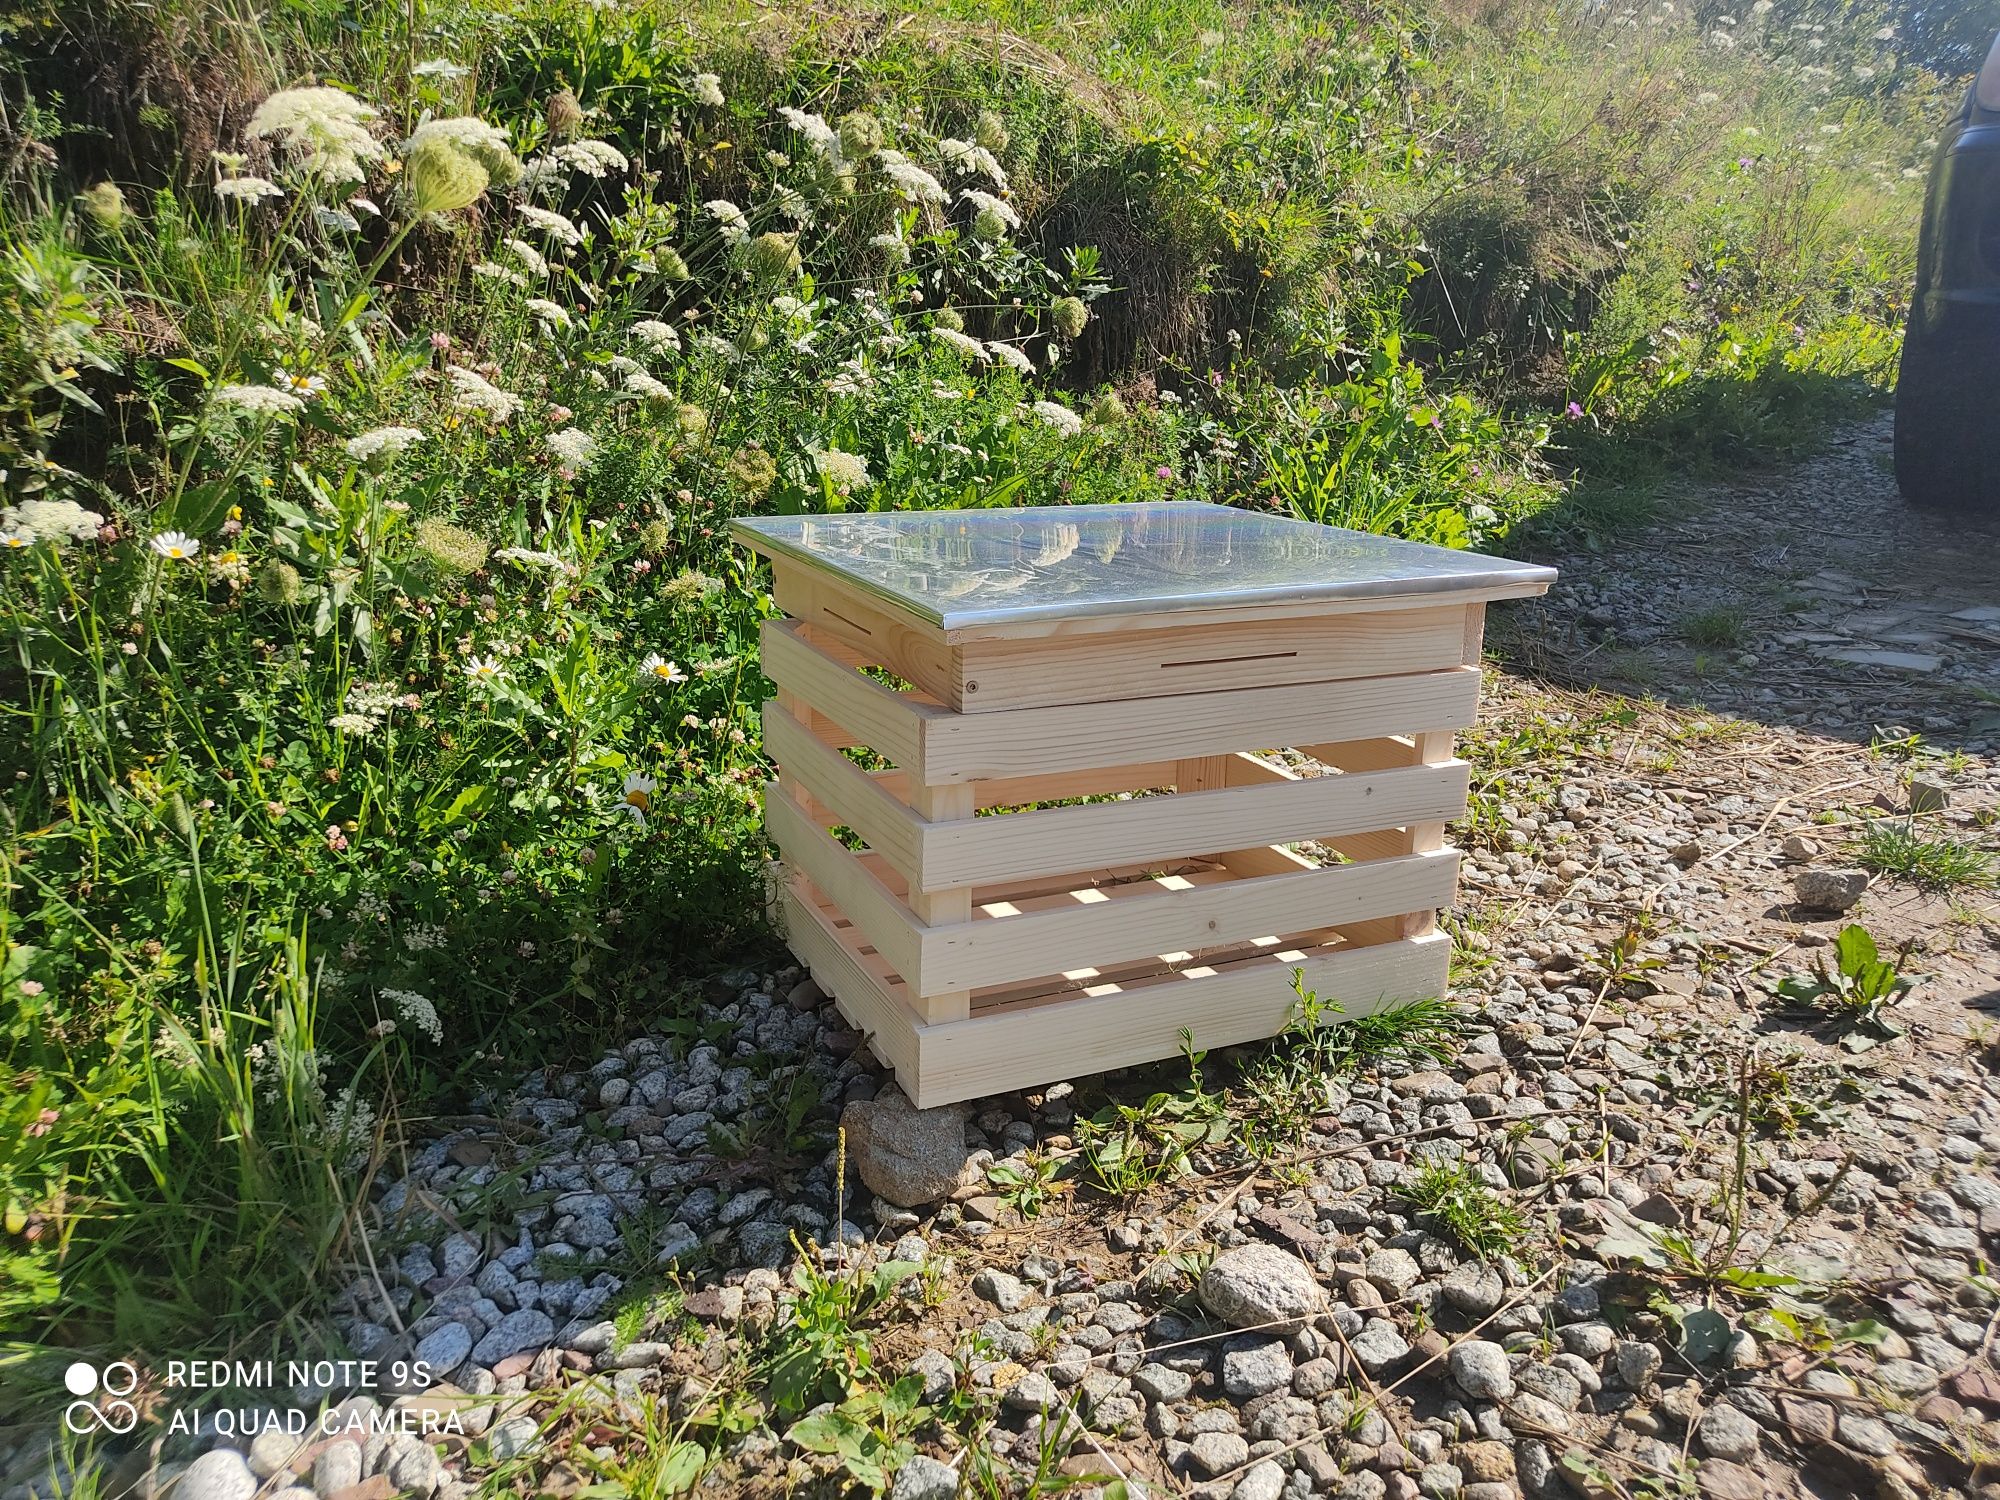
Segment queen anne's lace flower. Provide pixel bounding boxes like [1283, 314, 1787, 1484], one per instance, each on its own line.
[551, 139, 628, 177]
[960, 189, 1020, 231]
[519, 205, 585, 247]
[932, 327, 988, 361]
[631, 319, 681, 354]
[380, 988, 443, 1043]
[1, 499, 103, 545]
[526, 298, 572, 330]
[446, 365, 523, 422]
[691, 73, 725, 107]
[875, 150, 946, 205]
[941, 138, 1009, 189]
[245, 88, 384, 183]
[329, 712, 376, 735]
[704, 199, 749, 245]
[986, 341, 1036, 375]
[502, 237, 549, 277]
[777, 107, 843, 166]
[412, 58, 469, 80]
[344, 426, 425, 464]
[215, 176, 285, 203]
[216, 383, 307, 415]
[402, 116, 521, 186]
[813, 449, 871, 491]
[545, 427, 597, 469]
[1031, 400, 1085, 437]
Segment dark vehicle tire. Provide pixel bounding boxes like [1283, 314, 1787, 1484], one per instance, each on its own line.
[1895, 322, 1997, 511]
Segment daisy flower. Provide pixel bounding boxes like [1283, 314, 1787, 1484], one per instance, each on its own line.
[463, 656, 505, 681]
[149, 531, 202, 561]
[619, 771, 657, 827]
[1, 532, 28, 550]
[276, 367, 328, 398]
[638, 653, 688, 686]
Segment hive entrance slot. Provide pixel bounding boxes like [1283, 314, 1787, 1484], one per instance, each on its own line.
[821, 606, 873, 637]
[1159, 650, 1300, 670]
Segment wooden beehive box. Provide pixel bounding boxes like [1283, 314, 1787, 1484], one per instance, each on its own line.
[731, 504, 1554, 1108]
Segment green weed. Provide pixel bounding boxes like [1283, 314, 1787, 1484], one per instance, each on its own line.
[1402, 1160, 1527, 1260]
[1854, 819, 1996, 890]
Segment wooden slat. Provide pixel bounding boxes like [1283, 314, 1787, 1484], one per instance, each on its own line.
[762, 702, 924, 881]
[759, 618, 942, 768]
[871, 760, 1180, 812]
[766, 784, 923, 993]
[919, 847, 1459, 994]
[955, 606, 1467, 712]
[919, 665, 1482, 784]
[776, 877, 923, 1083]
[773, 562, 963, 707]
[917, 760, 1470, 890]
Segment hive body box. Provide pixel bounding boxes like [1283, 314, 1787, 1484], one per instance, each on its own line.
[731, 504, 1554, 1108]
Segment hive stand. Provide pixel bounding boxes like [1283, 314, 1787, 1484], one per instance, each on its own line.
[733, 507, 1553, 1108]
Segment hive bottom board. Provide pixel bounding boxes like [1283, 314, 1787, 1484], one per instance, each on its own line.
[776, 875, 1452, 1109]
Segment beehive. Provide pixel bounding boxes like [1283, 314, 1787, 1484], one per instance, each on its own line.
[732, 504, 1554, 1107]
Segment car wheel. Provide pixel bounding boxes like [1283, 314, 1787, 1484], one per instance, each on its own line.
[1895, 321, 1995, 511]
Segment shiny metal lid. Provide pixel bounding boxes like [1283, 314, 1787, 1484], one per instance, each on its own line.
[731, 503, 1554, 631]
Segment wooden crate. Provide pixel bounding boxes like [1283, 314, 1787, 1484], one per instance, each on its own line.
[737, 512, 1551, 1108]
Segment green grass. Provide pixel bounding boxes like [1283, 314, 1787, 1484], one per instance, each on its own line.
[1853, 820, 1997, 892]
[1681, 606, 1749, 650]
[1403, 1160, 1529, 1260]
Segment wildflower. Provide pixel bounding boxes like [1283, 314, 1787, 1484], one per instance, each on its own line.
[149, 531, 201, 561]
[813, 449, 870, 492]
[932, 327, 988, 361]
[726, 444, 777, 496]
[276, 367, 328, 399]
[691, 72, 725, 107]
[772, 184, 811, 224]
[875, 150, 946, 205]
[675, 403, 709, 441]
[546, 88, 585, 138]
[244, 87, 384, 184]
[315, 206, 362, 233]
[256, 559, 303, 604]
[472, 261, 527, 287]
[1050, 295, 1089, 339]
[1156, 464, 1174, 480]
[870, 231, 910, 266]
[345, 426, 426, 464]
[778, 107, 843, 166]
[827, 358, 872, 397]
[744, 230, 802, 279]
[657, 248, 691, 281]
[632, 319, 681, 354]
[380, 987, 443, 1043]
[412, 57, 470, 80]
[414, 517, 489, 577]
[325, 824, 350, 852]
[546, 427, 597, 470]
[526, 298, 572, 330]
[551, 139, 628, 177]
[215, 175, 286, 203]
[0, 531, 25, 550]
[619, 771, 657, 826]
[215, 383, 307, 415]
[2, 499, 104, 545]
[941, 138, 1008, 189]
[446, 365, 523, 422]
[502, 237, 549, 277]
[838, 111, 885, 157]
[1031, 400, 1084, 437]
[638, 653, 688, 686]
[975, 110, 1009, 154]
[403, 116, 523, 187]
[464, 655, 505, 681]
[1566, 401, 1585, 419]
[329, 712, 376, 735]
[660, 570, 721, 604]
[704, 199, 749, 246]
[519, 204, 585, 248]
[77, 182, 127, 229]
[1089, 391, 1127, 425]
[986, 341, 1035, 375]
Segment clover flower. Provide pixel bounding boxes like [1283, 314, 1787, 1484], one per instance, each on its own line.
[446, 365, 523, 422]
[519, 204, 585, 247]
[546, 427, 597, 470]
[149, 531, 202, 561]
[245, 87, 384, 184]
[638, 653, 688, 686]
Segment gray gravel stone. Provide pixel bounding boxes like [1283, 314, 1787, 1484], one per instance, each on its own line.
[471, 1308, 554, 1367]
[1697, 1403, 1760, 1460]
[178, 1450, 256, 1500]
[1200, 1243, 1327, 1332]
[888, 1454, 959, 1500]
[486, 1416, 543, 1462]
[839, 1087, 970, 1206]
[1223, 1336, 1294, 1399]
[1793, 867, 1869, 912]
[414, 1321, 474, 1379]
[1190, 1431, 1252, 1476]
[1448, 1340, 1514, 1402]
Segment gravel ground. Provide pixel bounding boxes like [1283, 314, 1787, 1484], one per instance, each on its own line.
[10, 416, 1999, 1500]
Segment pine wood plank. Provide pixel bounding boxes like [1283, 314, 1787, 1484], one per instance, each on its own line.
[759, 618, 942, 769]
[917, 759, 1470, 889]
[761, 701, 925, 881]
[772, 562, 963, 707]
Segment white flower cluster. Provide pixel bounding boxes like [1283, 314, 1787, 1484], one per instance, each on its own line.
[216, 383, 306, 415]
[1, 498, 103, 545]
[1031, 400, 1084, 437]
[875, 150, 946, 205]
[526, 297, 572, 330]
[607, 354, 672, 400]
[519, 205, 585, 248]
[380, 987, 444, 1043]
[502, 237, 549, 277]
[245, 87, 384, 183]
[631, 319, 681, 354]
[550, 139, 628, 178]
[344, 426, 425, 464]
[778, 107, 843, 166]
[546, 427, 597, 470]
[446, 366, 523, 422]
[813, 448, 871, 491]
[940, 137, 1008, 189]
[705, 199, 749, 245]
